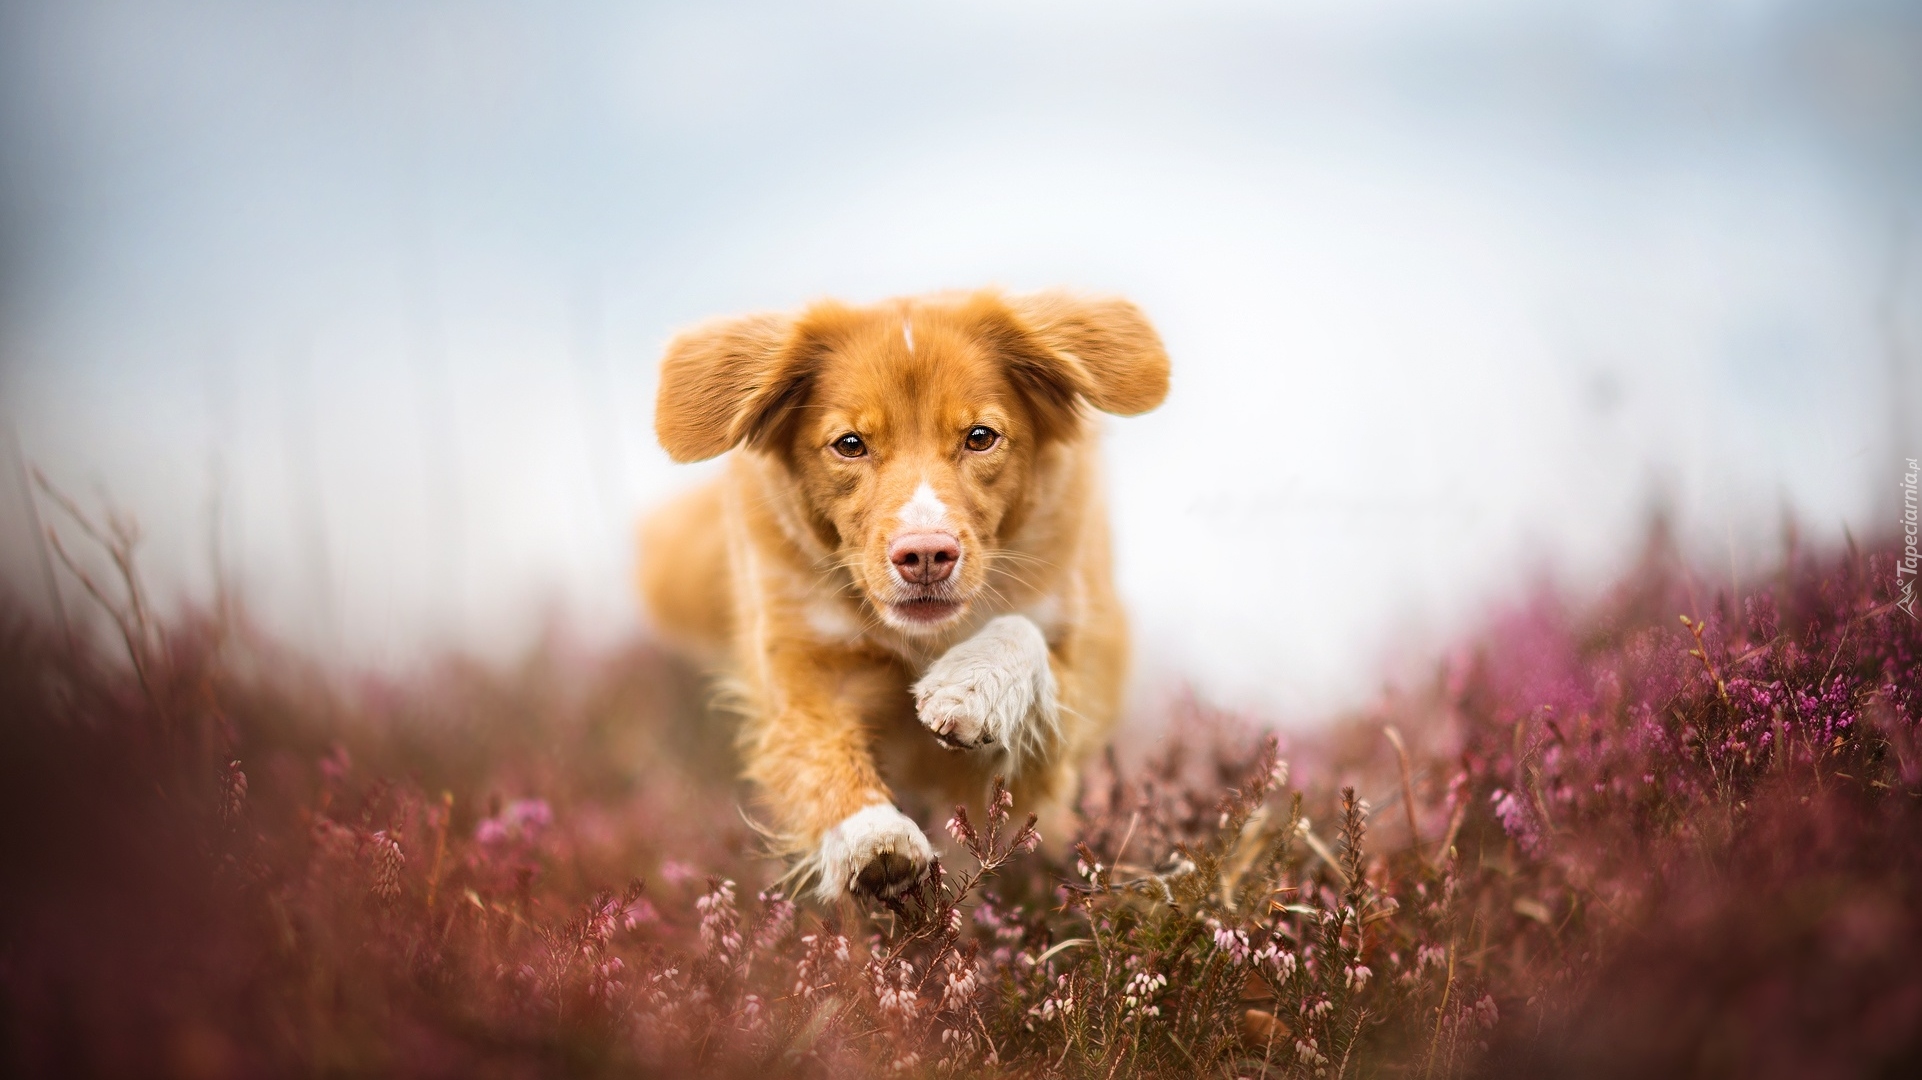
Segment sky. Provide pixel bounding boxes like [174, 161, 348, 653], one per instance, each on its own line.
[1, 0, 1919, 718]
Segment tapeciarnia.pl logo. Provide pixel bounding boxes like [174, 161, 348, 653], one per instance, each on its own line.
[1901, 457, 1919, 620]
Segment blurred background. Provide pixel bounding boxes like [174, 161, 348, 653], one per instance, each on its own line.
[0, 0, 1917, 719]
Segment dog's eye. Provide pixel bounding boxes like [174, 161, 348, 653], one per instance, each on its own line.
[832, 433, 867, 458]
[964, 426, 1000, 452]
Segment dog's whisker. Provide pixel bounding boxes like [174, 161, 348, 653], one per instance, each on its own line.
[982, 548, 1059, 569]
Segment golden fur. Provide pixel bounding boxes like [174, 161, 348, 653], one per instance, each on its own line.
[638, 288, 1168, 900]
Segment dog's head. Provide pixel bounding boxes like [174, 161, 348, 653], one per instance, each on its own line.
[653, 290, 1168, 635]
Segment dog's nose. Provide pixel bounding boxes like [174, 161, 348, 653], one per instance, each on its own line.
[889, 532, 960, 584]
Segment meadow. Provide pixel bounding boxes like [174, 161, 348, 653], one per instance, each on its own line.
[3, 497, 1918, 1078]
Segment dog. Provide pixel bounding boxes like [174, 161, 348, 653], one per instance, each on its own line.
[637, 288, 1168, 901]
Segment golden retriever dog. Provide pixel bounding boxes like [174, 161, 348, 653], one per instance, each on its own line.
[637, 289, 1168, 901]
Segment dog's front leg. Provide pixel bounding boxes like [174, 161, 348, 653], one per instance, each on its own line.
[913, 615, 1061, 769]
[742, 646, 933, 904]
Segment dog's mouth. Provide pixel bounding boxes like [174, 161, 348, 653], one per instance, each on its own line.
[882, 594, 967, 629]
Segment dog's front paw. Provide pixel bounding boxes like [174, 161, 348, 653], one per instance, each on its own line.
[813, 804, 932, 903]
[913, 615, 1058, 756]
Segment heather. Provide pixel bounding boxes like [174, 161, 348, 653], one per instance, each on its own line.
[3, 511, 1919, 1078]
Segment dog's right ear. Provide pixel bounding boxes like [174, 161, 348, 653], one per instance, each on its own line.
[654, 312, 810, 463]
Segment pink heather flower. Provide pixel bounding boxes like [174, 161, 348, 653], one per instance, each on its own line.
[318, 744, 351, 785]
[1490, 788, 1548, 858]
[221, 760, 248, 821]
[582, 895, 622, 948]
[475, 798, 552, 846]
[501, 798, 553, 831]
[588, 957, 626, 1001]
[643, 966, 680, 1009]
[660, 860, 699, 886]
[310, 818, 358, 860]
[622, 898, 659, 929]
[696, 880, 742, 961]
[755, 892, 795, 949]
[366, 830, 405, 901]
[794, 931, 848, 998]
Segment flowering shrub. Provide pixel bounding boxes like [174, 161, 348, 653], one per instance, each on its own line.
[1, 503, 1917, 1077]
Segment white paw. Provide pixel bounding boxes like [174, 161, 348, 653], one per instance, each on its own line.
[813, 804, 932, 903]
[912, 615, 1058, 765]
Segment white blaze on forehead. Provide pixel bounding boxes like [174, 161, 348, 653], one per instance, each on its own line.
[902, 316, 914, 355]
[896, 481, 949, 529]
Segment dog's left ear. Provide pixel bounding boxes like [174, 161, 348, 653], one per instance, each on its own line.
[1002, 290, 1170, 417]
[654, 311, 811, 463]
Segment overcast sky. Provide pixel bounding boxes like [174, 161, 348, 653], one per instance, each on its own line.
[2, 0, 1919, 718]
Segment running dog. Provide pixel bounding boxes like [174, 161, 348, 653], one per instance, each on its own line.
[638, 288, 1168, 901]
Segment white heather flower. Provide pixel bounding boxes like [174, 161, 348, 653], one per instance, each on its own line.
[696, 880, 742, 962]
[1028, 974, 1076, 1021]
[941, 956, 980, 1011]
[1255, 942, 1297, 978]
[1121, 971, 1168, 1019]
[1345, 964, 1372, 991]
[1213, 926, 1251, 965]
[874, 959, 921, 1021]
